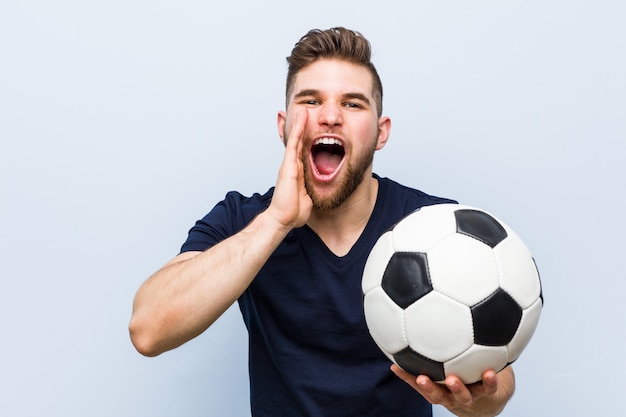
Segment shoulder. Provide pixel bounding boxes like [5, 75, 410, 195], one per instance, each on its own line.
[366, 175, 457, 234]
[180, 188, 274, 253]
[376, 174, 457, 208]
[219, 189, 274, 214]
[201, 189, 274, 229]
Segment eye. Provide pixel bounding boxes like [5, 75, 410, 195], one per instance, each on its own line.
[343, 102, 361, 109]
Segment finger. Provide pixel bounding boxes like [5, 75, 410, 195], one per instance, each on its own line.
[415, 375, 447, 405]
[391, 365, 449, 404]
[285, 108, 307, 152]
[391, 366, 441, 402]
[444, 375, 472, 406]
[479, 369, 498, 396]
[282, 109, 307, 173]
[390, 364, 420, 391]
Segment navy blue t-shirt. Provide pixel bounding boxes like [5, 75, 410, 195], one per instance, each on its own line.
[181, 175, 455, 417]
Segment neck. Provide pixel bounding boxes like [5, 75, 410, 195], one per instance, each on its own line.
[307, 175, 379, 256]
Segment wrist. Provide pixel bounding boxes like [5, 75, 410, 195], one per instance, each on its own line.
[255, 209, 296, 241]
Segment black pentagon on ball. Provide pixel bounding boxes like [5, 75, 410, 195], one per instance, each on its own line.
[393, 347, 445, 382]
[381, 252, 432, 309]
[471, 288, 522, 346]
[455, 209, 508, 248]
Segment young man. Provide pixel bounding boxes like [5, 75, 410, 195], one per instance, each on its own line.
[129, 27, 515, 416]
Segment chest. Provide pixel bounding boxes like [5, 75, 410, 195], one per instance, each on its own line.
[245, 229, 376, 350]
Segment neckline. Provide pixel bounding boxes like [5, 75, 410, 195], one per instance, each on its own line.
[301, 174, 387, 267]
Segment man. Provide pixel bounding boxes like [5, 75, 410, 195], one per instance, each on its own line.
[129, 27, 515, 416]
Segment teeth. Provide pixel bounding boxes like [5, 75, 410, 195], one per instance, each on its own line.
[315, 137, 342, 146]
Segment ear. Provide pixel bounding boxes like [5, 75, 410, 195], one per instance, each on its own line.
[277, 111, 287, 145]
[375, 116, 391, 150]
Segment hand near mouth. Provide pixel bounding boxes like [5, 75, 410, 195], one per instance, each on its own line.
[268, 108, 313, 231]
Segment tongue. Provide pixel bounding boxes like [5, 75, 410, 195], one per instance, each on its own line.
[315, 151, 342, 175]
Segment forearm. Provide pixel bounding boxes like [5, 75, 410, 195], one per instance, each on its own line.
[129, 210, 290, 356]
[449, 367, 515, 417]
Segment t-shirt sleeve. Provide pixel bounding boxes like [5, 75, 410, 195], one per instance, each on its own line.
[179, 190, 271, 254]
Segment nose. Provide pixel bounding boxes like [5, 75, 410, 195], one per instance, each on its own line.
[317, 101, 342, 127]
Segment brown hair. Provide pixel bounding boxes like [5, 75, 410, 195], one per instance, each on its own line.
[285, 27, 383, 116]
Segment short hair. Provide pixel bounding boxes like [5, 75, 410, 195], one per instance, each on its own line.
[285, 27, 383, 117]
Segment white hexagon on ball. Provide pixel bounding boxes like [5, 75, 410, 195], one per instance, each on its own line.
[444, 344, 509, 384]
[391, 205, 458, 252]
[362, 231, 395, 295]
[507, 297, 543, 361]
[494, 234, 542, 309]
[363, 286, 408, 355]
[404, 291, 474, 363]
[427, 234, 500, 306]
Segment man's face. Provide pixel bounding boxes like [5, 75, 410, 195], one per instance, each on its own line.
[279, 58, 390, 210]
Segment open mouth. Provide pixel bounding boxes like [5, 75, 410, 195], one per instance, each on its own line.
[311, 137, 345, 179]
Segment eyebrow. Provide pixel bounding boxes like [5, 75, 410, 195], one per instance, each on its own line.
[294, 89, 371, 105]
[343, 92, 371, 105]
[293, 89, 320, 99]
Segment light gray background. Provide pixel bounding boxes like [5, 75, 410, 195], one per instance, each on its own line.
[1, 1, 624, 416]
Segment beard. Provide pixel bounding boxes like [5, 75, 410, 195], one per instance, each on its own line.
[303, 141, 376, 211]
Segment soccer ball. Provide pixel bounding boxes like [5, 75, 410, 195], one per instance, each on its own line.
[362, 203, 542, 384]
